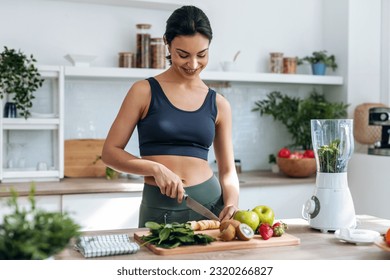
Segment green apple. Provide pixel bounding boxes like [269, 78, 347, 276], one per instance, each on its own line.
[233, 210, 260, 231]
[252, 205, 275, 226]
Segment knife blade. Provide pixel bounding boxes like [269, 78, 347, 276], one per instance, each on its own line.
[184, 193, 220, 221]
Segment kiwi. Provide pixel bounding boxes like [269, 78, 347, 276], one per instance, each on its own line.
[219, 219, 241, 232]
[218, 224, 236, 241]
[236, 223, 254, 241]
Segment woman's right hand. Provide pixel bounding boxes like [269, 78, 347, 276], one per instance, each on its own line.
[153, 165, 185, 204]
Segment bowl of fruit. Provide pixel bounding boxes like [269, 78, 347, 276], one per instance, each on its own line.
[276, 147, 316, 178]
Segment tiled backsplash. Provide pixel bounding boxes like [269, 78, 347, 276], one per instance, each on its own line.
[5, 80, 320, 171]
[63, 80, 320, 171]
[5, 79, 321, 172]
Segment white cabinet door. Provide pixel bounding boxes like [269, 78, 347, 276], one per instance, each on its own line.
[62, 192, 142, 231]
[349, 153, 390, 220]
[239, 184, 315, 219]
[0, 195, 62, 220]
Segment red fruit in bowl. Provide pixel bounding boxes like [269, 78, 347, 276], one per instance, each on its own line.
[289, 152, 303, 159]
[303, 150, 315, 158]
[277, 148, 291, 158]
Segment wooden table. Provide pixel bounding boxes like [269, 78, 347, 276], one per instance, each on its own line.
[56, 215, 390, 260]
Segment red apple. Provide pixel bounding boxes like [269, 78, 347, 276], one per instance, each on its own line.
[277, 148, 291, 158]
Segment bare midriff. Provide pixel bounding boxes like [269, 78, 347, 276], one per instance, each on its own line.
[142, 155, 214, 187]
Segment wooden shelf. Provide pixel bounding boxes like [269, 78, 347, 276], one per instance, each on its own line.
[64, 66, 343, 85]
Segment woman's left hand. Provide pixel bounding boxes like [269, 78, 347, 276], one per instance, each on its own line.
[218, 204, 239, 221]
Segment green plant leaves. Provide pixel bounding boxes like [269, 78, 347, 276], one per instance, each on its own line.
[140, 221, 215, 249]
[0, 46, 44, 118]
[317, 139, 344, 172]
[0, 185, 81, 259]
[299, 50, 338, 71]
[253, 90, 348, 150]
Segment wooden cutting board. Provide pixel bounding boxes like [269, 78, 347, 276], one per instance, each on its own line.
[64, 139, 106, 178]
[134, 229, 300, 256]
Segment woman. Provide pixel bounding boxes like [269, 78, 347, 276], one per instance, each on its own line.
[102, 5, 239, 227]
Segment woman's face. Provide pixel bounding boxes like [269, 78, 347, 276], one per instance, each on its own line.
[168, 33, 210, 77]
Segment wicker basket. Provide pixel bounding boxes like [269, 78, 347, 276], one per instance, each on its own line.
[354, 103, 387, 144]
[277, 157, 316, 178]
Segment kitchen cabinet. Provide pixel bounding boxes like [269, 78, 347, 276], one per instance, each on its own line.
[62, 192, 142, 231]
[348, 153, 390, 220]
[0, 195, 62, 221]
[0, 66, 64, 183]
[239, 183, 315, 219]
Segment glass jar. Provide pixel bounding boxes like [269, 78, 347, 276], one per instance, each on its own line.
[136, 23, 151, 68]
[150, 37, 166, 69]
[269, 52, 283, 73]
[118, 52, 135, 68]
[283, 57, 297, 74]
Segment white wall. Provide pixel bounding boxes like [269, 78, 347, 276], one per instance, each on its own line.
[0, 0, 327, 171]
[0, 0, 323, 71]
[1, 0, 388, 170]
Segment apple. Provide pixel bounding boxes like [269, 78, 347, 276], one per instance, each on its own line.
[252, 205, 275, 226]
[303, 149, 315, 158]
[233, 210, 260, 231]
[289, 152, 304, 159]
[277, 147, 291, 158]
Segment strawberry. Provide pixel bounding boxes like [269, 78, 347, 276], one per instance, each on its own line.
[272, 222, 288, 237]
[259, 223, 273, 240]
[277, 148, 291, 158]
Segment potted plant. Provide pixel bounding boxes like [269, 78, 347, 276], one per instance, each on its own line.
[252, 89, 348, 150]
[0, 185, 80, 259]
[0, 46, 44, 119]
[298, 50, 338, 75]
[268, 154, 279, 173]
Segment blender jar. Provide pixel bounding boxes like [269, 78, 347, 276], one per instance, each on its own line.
[311, 119, 354, 173]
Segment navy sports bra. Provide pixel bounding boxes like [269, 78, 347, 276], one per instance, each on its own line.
[137, 77, 217, 161]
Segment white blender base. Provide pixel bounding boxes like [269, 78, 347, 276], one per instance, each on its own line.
[303, 173, 357, 233]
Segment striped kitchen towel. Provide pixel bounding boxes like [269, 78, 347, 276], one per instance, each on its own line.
[75, 234, 140, 258]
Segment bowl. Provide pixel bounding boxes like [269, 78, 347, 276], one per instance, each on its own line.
[220, 61, 237, 71]
[277, 157, 316, 178]
[64, 54, 97, 67]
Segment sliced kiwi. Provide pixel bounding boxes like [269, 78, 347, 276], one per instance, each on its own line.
[219, 224, 236, 241]
[236, 223, 254, 241]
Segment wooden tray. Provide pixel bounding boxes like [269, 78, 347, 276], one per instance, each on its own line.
[134, 229, 300, 256]
[374, 237, 390, 252]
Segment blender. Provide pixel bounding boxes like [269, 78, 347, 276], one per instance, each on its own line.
[302, 119, 356, 232]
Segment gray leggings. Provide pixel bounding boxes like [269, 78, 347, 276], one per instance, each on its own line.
[138, 175, 224, 228]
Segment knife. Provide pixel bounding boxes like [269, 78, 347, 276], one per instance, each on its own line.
[184, 193, 220, 221]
